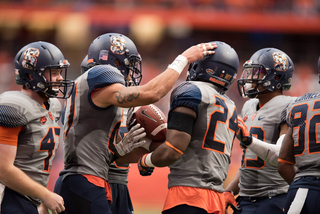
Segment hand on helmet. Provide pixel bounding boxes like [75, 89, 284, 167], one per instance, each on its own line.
[182, 43, 217, 64]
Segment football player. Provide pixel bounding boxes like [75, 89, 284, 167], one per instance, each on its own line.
[53, 33, 215, 214]
[0, 41, 74, 214]
[226, 48, 296, 214]
[137, 41, 240, 213]
[79, 54, 154, 214]
[278, 57, 320, 213]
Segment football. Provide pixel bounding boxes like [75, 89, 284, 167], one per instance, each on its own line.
[129, 104, 167, 141]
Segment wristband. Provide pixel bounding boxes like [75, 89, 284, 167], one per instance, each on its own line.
[141, 153, 156, 167]
[168, 55, 188, 75]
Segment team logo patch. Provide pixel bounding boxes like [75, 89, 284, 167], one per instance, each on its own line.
[40, 116, 47, 125]
[22, 48, 40, 69]
[110, 36, 126, 55]
[272, 52, 288, 71]
[48, 112, 54, 121]
[225, 73, 232, 80]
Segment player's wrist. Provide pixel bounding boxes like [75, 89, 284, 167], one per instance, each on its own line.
[168, 55, 188, 75]
[242, 135, 252, 146]
[140, 153, 156, 167]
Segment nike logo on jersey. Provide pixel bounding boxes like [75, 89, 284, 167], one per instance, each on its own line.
[258, 116, 265, 120]
[141, 109, 157, 122]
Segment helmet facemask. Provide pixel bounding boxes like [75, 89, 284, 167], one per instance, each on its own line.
[123, 53, 142, 86]
[44, 61, 75, 99]
[237, 64, 270, 98]
[23, 59, 74, 99]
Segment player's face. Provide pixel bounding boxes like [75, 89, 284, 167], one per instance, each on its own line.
[44, 68, 64, 89]
[125, 70, 134, 87]
[241, 67, 266, 87]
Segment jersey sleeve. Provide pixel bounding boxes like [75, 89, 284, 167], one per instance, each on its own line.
[87, 65, 125, 94]
[0, 105, 28, 128]
[169, 82, 202, 118]
[0, 126, 23, 146]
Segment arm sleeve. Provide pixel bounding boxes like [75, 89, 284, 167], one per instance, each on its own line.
[248, 134, 285, 166]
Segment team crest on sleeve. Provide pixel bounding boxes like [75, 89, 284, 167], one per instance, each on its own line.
[40, 116, 47, 125]
[272, 52, 288, 71]
[22, 48, 40, 69]
[110, 36, 126, 55]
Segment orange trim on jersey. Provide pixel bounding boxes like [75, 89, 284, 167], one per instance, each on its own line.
[165, 141, 183, 155]
[278, 158, 295, 165]
[0, 126, 23, 146]
[82, 174, 112, 203]
[162, 186, 225, 213]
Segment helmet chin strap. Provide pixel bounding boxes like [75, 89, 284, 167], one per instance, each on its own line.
[243, 83, 261, 99]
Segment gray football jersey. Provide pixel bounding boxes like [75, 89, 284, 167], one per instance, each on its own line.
[61, 65, 125, 181]
[167, 81, 238, 192]
[286, 92, 320, 180]
[0, 91, 62, 205]
[108, 108, 129, 185]
[239, 95, 295, 197]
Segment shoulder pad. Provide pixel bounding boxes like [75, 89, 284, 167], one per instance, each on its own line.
[169, 82, 201, 116]
[241, 98, 258, 117]
[87, 65, 125, 92]
[0, 105, 28, 127]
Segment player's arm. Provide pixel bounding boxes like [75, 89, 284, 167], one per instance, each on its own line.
[225, 169, 241, 196]
[278, 127, 296, 184]
[138, 106, 195, 167]
[116, 139, 164, 165]
[0, 126, 64, 214]
[237, 116, 287, 166]
[92, 43, 216, 108]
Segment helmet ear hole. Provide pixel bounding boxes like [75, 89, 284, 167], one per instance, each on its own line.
[115, 59, 121, 67]
[275, 75, 281, 81]
[192, 63, 198, 70]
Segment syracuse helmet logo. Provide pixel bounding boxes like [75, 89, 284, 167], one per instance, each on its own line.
[272, 52, 288, 71]
[22, 48, 40, 69]
[110, 36, 126, 55]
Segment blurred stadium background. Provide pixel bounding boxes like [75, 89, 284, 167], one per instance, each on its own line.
[1, 0, 320, 213]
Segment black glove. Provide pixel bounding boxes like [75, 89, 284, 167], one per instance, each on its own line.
[138, 156, 155, 176]
[139, 165, 154, 176]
